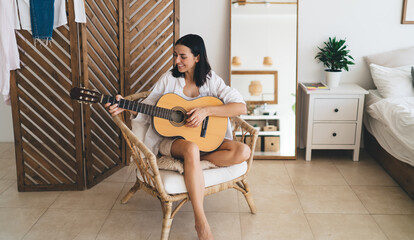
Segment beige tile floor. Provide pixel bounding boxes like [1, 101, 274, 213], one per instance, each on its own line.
[0, 142, 413, 240]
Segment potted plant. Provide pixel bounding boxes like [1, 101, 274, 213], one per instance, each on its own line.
[315, 37, 354, 88]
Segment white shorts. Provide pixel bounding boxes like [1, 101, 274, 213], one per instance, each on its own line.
[159, 137, 179, 157]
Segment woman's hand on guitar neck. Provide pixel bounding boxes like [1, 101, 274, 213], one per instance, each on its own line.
[104, 95, 138, 117]
[104, 95, 124, 116]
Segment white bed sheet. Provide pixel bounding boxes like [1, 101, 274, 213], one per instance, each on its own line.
[364, 90, 414, 166]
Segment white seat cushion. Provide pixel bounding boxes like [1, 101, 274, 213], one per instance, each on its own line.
[137, 161, 247, 194]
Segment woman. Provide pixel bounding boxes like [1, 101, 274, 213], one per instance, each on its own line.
[106, 34, 250, 240]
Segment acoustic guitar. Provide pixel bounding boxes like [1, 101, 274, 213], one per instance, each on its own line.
[70, 87, 228, 152]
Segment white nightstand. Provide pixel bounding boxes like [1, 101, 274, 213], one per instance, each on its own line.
[299, 83, 368, 161]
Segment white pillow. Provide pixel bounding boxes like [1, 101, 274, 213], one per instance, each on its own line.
[364, 47, 414, 68]
[369, 64, 414, 98]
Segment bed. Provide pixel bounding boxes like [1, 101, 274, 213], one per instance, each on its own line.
[364, 90, 414, 199]
[363, 48, 414, 199]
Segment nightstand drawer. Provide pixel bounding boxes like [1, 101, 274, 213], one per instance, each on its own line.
[312, 123, 356, 145]
[313, 98, 358, 121]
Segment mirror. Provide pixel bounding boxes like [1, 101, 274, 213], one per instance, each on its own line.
[231, 70, 278, 104]
[230, 0, 297, 158]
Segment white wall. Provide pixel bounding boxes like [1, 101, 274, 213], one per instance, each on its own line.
[2, 0, 413, 142]
[180, 0, 230, 82]
[181, 0, 414, 88]
[298, 0, 414, 89]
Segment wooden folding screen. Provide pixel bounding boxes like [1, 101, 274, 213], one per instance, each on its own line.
[11, 0, 179, 191]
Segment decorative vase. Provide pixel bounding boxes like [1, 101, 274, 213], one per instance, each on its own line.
[248, 80, 263, 96]
[325, 70, 342, 89]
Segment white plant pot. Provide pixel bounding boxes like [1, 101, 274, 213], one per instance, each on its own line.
[325, 71, 342, 89]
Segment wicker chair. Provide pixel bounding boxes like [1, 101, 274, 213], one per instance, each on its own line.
[114, 91, 258, 240]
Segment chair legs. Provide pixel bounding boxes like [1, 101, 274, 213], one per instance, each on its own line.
[240, 179, 257, 214]
[121, 181, 141, 204]
[161, 201, 173, 240]
[243, 191, 257, 214]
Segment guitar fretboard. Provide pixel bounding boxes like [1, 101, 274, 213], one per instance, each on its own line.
[101, 95, 174, 120]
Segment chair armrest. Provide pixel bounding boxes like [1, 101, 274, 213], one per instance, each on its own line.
[112, 114, 170, 199]
[230, 116, 258, 174]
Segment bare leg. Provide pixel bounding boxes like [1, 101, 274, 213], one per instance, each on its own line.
[171, 139, 214, 240]
[202, 139, 251, 167]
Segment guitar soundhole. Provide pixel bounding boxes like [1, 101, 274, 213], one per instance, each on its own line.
[170, 107, 186, 127]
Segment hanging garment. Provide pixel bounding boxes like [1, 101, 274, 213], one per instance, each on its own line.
[17, 0, 67, 31]
[30, 0, 55, 41]
[0, 0, 21, 105]
[74, 0, 86, 23]
[17, 0, 86, 31]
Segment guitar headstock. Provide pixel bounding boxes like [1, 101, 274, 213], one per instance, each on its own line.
[70, 87, 101, 104]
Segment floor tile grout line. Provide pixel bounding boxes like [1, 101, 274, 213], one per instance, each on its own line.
[19, 207, 49, 240]
[93, 208, 112, 240]
[284, 161, 317, 240]
[95, 177, 134, 240]
[0, 179, 16, 195]
[237, 190, 243, 240]
[110, 180, 128, 210]
[331, 160, 372, 214]
[332, 158, 353, 186]
[370, 214, 392, 240]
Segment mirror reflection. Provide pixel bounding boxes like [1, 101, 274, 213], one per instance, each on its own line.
[231, 70, 278, 104]
[230, 0, 297, 158]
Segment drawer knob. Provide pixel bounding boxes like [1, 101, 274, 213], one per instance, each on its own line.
[334, 108, 339, 112]
[332, 133, 337, 137]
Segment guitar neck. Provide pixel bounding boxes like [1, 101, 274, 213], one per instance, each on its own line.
[100, 95, 173, 120]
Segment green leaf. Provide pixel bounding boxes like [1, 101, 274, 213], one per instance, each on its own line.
[315, 37, 354, 71]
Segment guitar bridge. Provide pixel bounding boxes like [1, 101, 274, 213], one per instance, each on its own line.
[200, 117, 209, 138]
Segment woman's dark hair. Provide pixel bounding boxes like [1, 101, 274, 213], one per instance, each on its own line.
[171, 34, 212, 87]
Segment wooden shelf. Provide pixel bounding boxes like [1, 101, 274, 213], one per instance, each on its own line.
[236, 115, 281, 159]
[235, 131, 280, 136]
[240, 115, 279, 120]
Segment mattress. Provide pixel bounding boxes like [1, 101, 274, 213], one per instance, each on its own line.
[364, 90, 414, 166]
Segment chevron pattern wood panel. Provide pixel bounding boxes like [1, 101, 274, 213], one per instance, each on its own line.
[83, 0, 125, 187]
[125, 0, 179, 95]
[11, 0, 179, 191]
[11, 1, 84, 191]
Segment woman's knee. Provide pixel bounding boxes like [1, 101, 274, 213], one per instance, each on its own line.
[176, 141, 200, 164]
[237, 143, 251, 162]
[183, 142, 199, 157]
[229, 142, 251, 164]
[171, 140, 200, 160]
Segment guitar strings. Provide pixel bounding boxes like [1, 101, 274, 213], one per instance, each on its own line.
[106, 96, 174, 121]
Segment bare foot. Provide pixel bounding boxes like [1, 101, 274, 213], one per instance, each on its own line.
[195, 222, 214, 240]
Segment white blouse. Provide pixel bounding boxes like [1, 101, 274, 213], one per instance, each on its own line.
[0, 0, 20, 104]
[131, 70, 245, 155]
